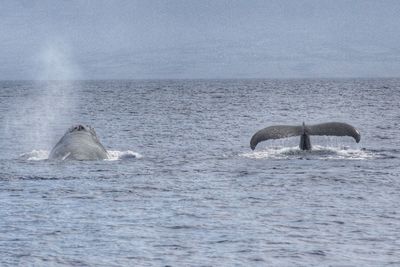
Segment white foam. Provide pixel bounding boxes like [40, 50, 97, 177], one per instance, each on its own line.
[106, 150, 142, 161]
[19, 149, 142, 161]
[19, 150, 49, 161]
[241, 145, 374, 160]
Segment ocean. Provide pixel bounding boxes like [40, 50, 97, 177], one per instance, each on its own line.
[0, 79, 399, 266]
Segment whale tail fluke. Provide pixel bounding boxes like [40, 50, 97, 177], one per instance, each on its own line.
[250, 125, 303, 150]
[250, 122, 360, 150]
[307, 122, 361, 143]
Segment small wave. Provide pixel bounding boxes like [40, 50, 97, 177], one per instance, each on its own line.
[19, 149, 141, 161]
[106, 150, 142, 161]
[19, 150, 49, 161]
[241, 145, 375, 160]
[373, 135, 392, 140]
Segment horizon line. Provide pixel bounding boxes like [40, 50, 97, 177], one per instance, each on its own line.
[1, 76, 399, 82]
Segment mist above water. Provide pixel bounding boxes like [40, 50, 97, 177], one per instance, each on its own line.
[3, 42, 81, 151]
[36, 43, 80, 81]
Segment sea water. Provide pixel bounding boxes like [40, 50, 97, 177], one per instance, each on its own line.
[0, 79, 399, 266]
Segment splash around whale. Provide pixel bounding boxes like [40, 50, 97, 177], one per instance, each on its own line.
[49, 124, 109, 160]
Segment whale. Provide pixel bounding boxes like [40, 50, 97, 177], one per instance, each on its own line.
[49, 124, 109, 160]
[250, 122, 360, 151]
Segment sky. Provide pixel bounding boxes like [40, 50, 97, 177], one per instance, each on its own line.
[0, 0, 399, 80]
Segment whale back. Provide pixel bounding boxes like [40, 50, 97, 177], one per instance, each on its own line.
[49, 125, 109, 160]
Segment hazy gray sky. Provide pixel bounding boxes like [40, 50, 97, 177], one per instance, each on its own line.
[1, 0, 399, 79]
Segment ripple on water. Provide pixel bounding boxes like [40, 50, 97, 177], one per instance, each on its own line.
[241, 145, 377, 160]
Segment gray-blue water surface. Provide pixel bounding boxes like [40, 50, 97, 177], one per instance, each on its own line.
[0, 79, 399, 266]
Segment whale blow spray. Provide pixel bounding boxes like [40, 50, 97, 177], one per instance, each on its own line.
[6, 41, 82, 153]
